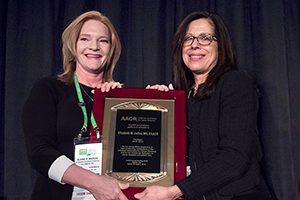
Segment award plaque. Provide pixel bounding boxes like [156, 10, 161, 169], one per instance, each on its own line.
[92, 88, 186, 199]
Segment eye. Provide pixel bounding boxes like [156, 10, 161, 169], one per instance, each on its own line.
[79, 37, 89, 41]
[99, 38, 110, 44]
[184, 36, 194, 42]
[199, 34, 211, 41]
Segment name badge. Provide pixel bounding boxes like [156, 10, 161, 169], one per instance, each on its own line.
[72, 137, 102, 200]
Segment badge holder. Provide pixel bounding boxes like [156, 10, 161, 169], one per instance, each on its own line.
[72, 133, 102, 200]
[71, 73, 102, 200]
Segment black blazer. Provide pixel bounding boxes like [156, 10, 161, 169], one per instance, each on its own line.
[176, 70, 268, 200]
[22, 78, 94, 199]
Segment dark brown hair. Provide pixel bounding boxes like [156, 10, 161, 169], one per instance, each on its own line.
[172, 11, 237, 99]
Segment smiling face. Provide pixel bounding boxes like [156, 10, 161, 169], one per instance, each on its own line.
[76, 19, 111, 75]
[182, 18, 218, 84]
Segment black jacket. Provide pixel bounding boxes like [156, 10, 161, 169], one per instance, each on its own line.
[22, 77, 94, 199]
[176, 70, 269, 200]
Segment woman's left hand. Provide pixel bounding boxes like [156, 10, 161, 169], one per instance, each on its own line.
[146, 83, 174, 92]
[134, 185, 182, 200]
[97, 81, 123, 92]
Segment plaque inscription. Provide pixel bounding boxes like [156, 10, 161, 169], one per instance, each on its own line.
[113, 109, 161, 173]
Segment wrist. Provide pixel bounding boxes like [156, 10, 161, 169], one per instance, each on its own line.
[62, 164, 97, 190]
[169, 185, 183, 199]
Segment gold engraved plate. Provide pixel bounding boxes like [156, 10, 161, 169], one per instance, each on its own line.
[102, 98, 175, 187]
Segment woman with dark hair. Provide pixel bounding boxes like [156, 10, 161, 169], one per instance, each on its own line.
[135, 11, 273, 200]
[22, 11, 128, 200]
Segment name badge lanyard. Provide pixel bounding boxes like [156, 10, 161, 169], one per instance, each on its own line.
[73, 73, 100, 139]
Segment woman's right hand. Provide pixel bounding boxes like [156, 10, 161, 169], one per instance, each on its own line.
[146, 83, 174, 92]
[88, 175, 129, 200]
[62, 164, 129, 200]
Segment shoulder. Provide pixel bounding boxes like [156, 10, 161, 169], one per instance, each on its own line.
[33, 76, 65, 88]
[31, 76, 67, 93]
[220, 70, 254, 84]
[27, 76, 70, 101]
[218, 70, 256, 90]
[216, 70, 259, 100]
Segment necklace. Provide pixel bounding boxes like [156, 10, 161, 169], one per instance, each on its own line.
[80, 85, 94, 102]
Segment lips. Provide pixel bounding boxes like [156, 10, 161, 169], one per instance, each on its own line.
[190, 55, 203, 59]
[189, 53, 205, 60]
[85, 53, 102, 58]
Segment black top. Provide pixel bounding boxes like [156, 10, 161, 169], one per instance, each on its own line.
[176, 70, 270, 200]
[22, 77, 94, 200]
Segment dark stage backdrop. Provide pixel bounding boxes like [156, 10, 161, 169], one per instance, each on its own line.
[1, 0, 300, 199]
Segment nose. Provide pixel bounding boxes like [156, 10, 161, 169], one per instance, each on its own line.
[89, 40, 100, 51]
[190, 37, 200, 48]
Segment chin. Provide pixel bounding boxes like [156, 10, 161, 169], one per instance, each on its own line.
[189, 67, 205, 73]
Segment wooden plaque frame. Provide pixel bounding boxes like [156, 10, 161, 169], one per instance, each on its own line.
[92, 88, 186, 199]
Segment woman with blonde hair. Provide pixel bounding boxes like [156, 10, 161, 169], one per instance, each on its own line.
[22, 11, 128, 200]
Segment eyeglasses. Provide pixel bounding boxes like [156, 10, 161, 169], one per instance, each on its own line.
[183, 33, 217, 46]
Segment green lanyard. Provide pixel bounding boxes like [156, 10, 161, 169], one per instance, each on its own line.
[74, 72, 99, 139]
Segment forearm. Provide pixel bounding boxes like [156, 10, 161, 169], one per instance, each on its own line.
[61, 164, 98, 191]
[48, 155, 74, 183]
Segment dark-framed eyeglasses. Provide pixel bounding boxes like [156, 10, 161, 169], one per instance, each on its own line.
[183, 33, 218, 46]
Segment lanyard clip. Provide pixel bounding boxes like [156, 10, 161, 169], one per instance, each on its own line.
[78, 102, 86, 107]
[78, 128, 86, 141]
[95, 127, 101, 139]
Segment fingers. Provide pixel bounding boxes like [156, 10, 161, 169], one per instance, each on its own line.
[145, 84, 172, 92]
[119, 182, 130, 190]
[115, 182, 129, 200]
[96, 82, 173, 94]
[97, 82, 123, 92]
[134, 190, 146, 199]
[118, 192, 129, 200]
[88, 175, 129, 200]
[168, 83, 174, 90]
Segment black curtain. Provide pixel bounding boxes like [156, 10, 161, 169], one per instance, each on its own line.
[0, 0, 7, 198]
[1, 0, 300, 199]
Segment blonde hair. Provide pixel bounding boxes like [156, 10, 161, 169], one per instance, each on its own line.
[58, 11, 121, 84]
